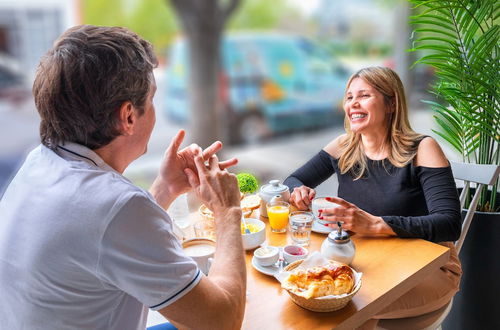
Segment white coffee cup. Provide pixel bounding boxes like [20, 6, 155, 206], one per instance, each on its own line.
[311, 197, 339, 224]
[182, 238, 215, 275]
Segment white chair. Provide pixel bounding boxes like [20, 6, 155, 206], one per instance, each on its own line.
[376, 161, 500, 330]
[450, 161, 500, 254]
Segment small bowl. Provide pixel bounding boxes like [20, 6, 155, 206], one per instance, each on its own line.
[241, 218, 266, 250]
[253, 246, 279, 266]
[283, 245, 308, 264]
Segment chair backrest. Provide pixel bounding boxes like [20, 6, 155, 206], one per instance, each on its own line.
[450, 161, 500, 253]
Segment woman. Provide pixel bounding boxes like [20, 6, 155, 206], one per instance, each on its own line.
[283, 67, 462, 327]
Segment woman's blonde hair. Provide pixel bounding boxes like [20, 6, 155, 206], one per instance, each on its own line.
[338, 66, 423, 179]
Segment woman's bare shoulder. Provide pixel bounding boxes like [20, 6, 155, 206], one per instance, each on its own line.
[323, 134, 347, 159]
[414, 136, 449, 167]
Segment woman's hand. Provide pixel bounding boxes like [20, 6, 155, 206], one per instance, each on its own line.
[319, 197, 396, 236]
[289, 185, 316, 210]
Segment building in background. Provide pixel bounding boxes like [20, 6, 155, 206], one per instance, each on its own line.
[0, 0, 80, 81]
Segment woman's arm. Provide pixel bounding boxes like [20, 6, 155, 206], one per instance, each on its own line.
[382, 137, 461, 242]
[283, 150, 336, 190]
[284, 136, 343, 210]
[284, 150, 336, 210]
[283, 135, 344, 190]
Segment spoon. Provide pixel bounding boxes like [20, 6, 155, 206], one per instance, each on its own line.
[242, 216, 251, 234]
[278, 247, 284, 273]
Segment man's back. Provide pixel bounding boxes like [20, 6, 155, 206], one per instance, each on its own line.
[0, 144, 199, 329]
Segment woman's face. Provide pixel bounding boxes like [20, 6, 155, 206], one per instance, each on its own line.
[344, 77, 391, 134]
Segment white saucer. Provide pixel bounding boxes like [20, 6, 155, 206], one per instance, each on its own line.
[311, 220, 334, 234]
[251, 256, 280, 276]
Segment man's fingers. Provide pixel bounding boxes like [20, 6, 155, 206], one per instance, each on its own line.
[218, 158, 238, 170]
[192, 149, 209, 175]
[184, 168, 199, 188]
[202, 141, 222, 160]
[167, 129, 185, 156]
[208, 154, 220, 171]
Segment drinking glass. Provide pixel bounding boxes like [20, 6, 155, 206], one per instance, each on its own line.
[193, 220, 216, 240]
[289, 211, 314, 246]
[267, 201, 290, 233]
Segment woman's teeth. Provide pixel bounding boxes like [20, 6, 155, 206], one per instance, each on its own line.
[351, 114, 367, 119]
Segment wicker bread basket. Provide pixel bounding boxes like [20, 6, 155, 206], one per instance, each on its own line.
[283, 260, 361, 312]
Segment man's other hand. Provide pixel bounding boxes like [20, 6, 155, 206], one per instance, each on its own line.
[149, 129, 238, 209]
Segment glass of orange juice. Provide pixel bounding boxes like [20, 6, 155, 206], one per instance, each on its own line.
[267, 201, 290, 233]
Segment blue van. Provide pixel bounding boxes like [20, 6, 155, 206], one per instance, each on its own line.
[164, 33, 348, 143]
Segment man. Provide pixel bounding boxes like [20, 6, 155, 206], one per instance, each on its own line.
[0, 25, 246, 329]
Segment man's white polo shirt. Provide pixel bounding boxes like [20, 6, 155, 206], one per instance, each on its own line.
[0, 143, 201, 329]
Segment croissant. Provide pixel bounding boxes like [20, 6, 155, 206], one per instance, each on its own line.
[282, 261, 355, 299]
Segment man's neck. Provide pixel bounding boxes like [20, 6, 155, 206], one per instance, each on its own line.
[93, 137, 137, 173]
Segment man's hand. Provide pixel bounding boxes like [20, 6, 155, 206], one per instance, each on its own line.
[184, 150, 241, 219]
[149, 129, 238, 209]
[160, 149, 245, 330]
[289, 185, 316, 210]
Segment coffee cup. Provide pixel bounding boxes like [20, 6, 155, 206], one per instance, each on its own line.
[311, 197, 339, 225]
[182, 238, 215, 275]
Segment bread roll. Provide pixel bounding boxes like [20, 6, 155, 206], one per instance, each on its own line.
[240, 194, 261, 211]
[282, 261, 355, 299]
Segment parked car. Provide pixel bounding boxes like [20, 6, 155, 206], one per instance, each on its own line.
[164, 33, 349, 144]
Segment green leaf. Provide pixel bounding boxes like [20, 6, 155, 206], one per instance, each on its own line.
[409, 0, 499, 210]
[413, 27, 459, 39]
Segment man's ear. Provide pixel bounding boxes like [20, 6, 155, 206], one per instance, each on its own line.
[118, 101, 135, 135]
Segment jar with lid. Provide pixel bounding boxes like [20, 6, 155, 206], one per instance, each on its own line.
[258, 180, 290, 217]
[320, 222, 356, 265]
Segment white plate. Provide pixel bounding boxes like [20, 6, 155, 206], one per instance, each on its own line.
[251, 256, 281, 276]
[311, 219, 334, 234]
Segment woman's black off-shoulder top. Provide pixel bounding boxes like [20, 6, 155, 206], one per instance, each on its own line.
[284, 150, 461, 243]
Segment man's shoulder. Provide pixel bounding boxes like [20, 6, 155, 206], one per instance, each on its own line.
[33, 145, 157, 215]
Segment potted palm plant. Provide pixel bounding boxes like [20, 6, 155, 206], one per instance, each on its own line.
[408, 0, 498, 328]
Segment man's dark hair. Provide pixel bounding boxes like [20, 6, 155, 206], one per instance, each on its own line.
[33, 25, 158, 150]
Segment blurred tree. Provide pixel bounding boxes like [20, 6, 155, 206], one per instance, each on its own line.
[82, 0, 127, 27]
[228, 0, 291, 30]
[169, 0, 241, 148]
[128, 1, 177, 55]
[82, 0, 177, 54]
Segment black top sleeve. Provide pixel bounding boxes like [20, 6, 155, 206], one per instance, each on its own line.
[283, 150, 336, 191]
[382, 166, 462, 242]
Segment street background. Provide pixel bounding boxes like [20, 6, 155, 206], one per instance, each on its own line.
[0, 0, 461, 198]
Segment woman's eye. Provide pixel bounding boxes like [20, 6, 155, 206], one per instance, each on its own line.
[346, 96, 353, 100]
[362, 94, 369, 97]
